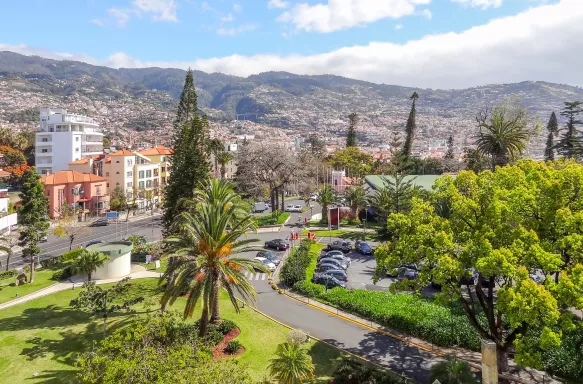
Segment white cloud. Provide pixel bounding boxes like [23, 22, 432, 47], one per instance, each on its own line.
[8, 0, 583, 89]
[221, 13, 235, 22]
[277, 0, 432, 33]
[451, 0, 503, 10]
[268, 0, 290, 9]
[92, 0, 177, 26]
[395, 24, 404, 30]
[420, 8, 432, 19]
[216, 24, 257, 36]
[233, 3, 242, 12]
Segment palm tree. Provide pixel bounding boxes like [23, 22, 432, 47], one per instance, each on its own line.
[161, 179, 265, 336]
[316, 185, 336, 222]
[70, 249, 109, 281]
[475, 101, 531, 169]
[209, 138, 224, 178]
[269, 342, 315, 384]
[429, 357, 478, 384]
[344, 184, 367, 219]
[217, 151, 235, 179]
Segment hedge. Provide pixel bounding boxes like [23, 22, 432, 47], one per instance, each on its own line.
[280, 239, 313, 287]
[292, 280, 481, 350]
[0, 269, 17, 281]
[40, 248, 84, 268]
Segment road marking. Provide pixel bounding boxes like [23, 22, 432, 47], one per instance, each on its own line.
[261, 274, 266, 280]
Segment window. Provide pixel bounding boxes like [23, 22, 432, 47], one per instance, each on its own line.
[116, 171, 120, 175]
[162, 177, 166, 184]
[41, 149, 49, 153]
[127, 182, 133, 188]
[106, 183, 110, 188]
[146, 180, 152, 188]
[75, 137, 80, 142]
[95, 202, 104, 209]
[161, 156, 166, 162]
[127, 159, 133, 167]
[153, 169, 159, 177]
[105, 172, 110, 177]
[146, 170, 152, 178]
[139, 181, 145, 189]
[116, 160, 120, 163]
[127, 192, 133, 199]
[127, 171, 133, 177]
[139, 171, 145, 179]
[161, 167, 166, 173]
[75, 148, 79, 152]
[116, 182, 120, 186]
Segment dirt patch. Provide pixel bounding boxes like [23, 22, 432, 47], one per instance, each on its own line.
[212, 328, 244, 359]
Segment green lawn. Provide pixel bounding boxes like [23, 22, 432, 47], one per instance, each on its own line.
[0, 278, 347, 383]
[255, 212, 290, 226]
[0, 268, 59, 305]
[301, 229, 377, 242]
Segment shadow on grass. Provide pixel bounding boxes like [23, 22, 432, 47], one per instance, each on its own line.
[24, 369, 77, 384]
[307, 341, 347, 384]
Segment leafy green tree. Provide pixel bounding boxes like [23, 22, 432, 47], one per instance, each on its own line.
[163, 69, 211, 237]
[344, 184, 367, 219]
[18, 168, 49, 283]
[269, 342, 315, 384]
[346, 112, 358, 148]
[126, 234, 147, 248]
[374, 163, 583, 372]
[402, 92, 419, 160]
[429, 357, 478, 384]
[77, 313, 252, 384]
[217, 151, 234, 179]
[54, 203, 92, 250]
[70, 249, 109, 281]
[109, 186, 127, 211]
[409, 157, 445, 175]
[316, 185, 337, 222]
[102, 136, 111, 149]
[474, 98, 532, 169]
[161, 179, 264, 336]
[556, 101, 583, 159]
[327, 147, 373, 178]
[544, 112, 559, 161]
[462, 148, 489, 174]
[70, 277, 144, 336]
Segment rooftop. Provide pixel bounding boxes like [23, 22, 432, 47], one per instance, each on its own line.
[138, 146, 173, 156]
[41, 170, 108, 185]
[87, 241, 133, 255]
[109, 149, 135, 157]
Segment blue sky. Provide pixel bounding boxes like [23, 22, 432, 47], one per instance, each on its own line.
[2, 0, 582, 89]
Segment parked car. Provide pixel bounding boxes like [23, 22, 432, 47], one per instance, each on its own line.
[256, 250, 280, 265]
[253, 202, 268, 213]
[317, 269, 348, 282]
[355, 240, 373, 255]
[397, 267, 419, 281]
[293, 205, 302, 212]
[285, 204, 295, 212]
[264, 239, 290, 251]
[317, 257, 349, 270]
[317, 263, 346, 273]
[317, 253, 351, 265]
[327, 240, 352, 253]
[386, 263, 418, 277]
[90, 218, 109, 227]
[323, 250, 344, 258]
[310, 194, 318, 200]
[40, 234, 48, 242]
[253, 257, 276, 272]
[312, 273, 347, 289]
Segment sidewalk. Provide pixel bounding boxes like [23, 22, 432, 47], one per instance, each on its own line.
[282, 289, 562, 384]
[0, 266, 160, 310]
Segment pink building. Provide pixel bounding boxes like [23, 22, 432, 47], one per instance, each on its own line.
[40, 170, 109, 219]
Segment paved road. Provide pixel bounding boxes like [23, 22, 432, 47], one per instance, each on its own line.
[1, 213, 162, 270]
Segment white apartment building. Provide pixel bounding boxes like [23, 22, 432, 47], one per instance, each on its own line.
[36, 108, 104, 175]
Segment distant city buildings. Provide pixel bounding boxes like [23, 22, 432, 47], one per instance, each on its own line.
[35, 108, 103, 176]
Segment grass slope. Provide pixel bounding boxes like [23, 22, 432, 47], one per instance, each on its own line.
[0, 278, 346, 383]
[0, 268, 58, 305]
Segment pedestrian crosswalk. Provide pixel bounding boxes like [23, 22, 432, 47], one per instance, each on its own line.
[243, 271, 268, 280]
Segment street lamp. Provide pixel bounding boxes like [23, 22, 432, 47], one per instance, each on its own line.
[363, 204, 370, 235]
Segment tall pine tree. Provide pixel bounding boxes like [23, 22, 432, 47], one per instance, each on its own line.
[402, 92, 419, 160]
[163, 70, 211, 235]
[18, 168, 49, 283]
[346, 113, 358, 147]
[557, 101, 583, 159]
[544, 111, 559, 161]
[444, 135, 454, 159]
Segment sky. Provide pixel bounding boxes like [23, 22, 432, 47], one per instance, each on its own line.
[1, 0, 582, 89]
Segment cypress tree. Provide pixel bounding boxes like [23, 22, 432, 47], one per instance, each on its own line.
[346, 113, 358, 147]
[163, 70, 211, 235]
[444, 135, 455, 159]
[557, 102, 583, 160]
[544, 112, 559, 161]
[402, 92, 419, 159]
[18, 168, 49, 283]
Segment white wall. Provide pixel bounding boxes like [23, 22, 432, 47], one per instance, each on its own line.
[93, 250, 131, 280]
[0, 213, 18, 232]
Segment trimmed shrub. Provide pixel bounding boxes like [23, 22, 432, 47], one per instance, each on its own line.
[287, 329, 308, 345]
[293, 280, 325, 297]
[225, 340, 243, 354]
[40, 248, 84, 268]
[203, 325, 224, 346]
[0, 269, 17, 281]
[51, 266, 72, 281]
[218, 319, 238, 335]
[280, 240, 313, 287]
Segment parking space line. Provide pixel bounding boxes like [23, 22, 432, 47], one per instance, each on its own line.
[261, 274, 266, 280]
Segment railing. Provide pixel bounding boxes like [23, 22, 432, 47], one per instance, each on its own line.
[63, 115, 98, 125]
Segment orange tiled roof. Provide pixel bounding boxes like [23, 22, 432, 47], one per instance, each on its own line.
[0, 170, 10, 177]
[41, 170, 108, 186]
[68, 158, 90, 165]
[138, 146, 173, 156]
[109, 149, 135, 157]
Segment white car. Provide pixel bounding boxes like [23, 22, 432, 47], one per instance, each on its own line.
[310, 193, 318, 200]
[293, 205, 302, 212]
[253, 257, 276, 272]
[285, 204, 295, 212]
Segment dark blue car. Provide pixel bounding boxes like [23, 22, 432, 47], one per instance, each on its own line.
[355, 240, 373, 255]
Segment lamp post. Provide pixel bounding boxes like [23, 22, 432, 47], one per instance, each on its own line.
[363, 204, 370, 235]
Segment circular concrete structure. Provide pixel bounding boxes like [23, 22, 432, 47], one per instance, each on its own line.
[87, 241, 133, 280]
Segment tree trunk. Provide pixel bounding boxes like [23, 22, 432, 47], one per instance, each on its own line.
[270, 187, 276, 214]
[88, 271, 92, 282]
[497, 345, 510, 373]
[220, 165, 226, 180]
[210, 279, 221, 324]
[199, 305, 209, 337]
[280, 185, 285, 212]
[322, 206, 328, 222]
[274, 188, 279, 213]
[5, 253, 10, 271]
[29, 258, 35, 283]
[69, 236, 74, 251]
[103, 316, 107, 339]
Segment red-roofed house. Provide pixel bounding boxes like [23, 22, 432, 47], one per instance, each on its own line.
[41, 170, 109, 218]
